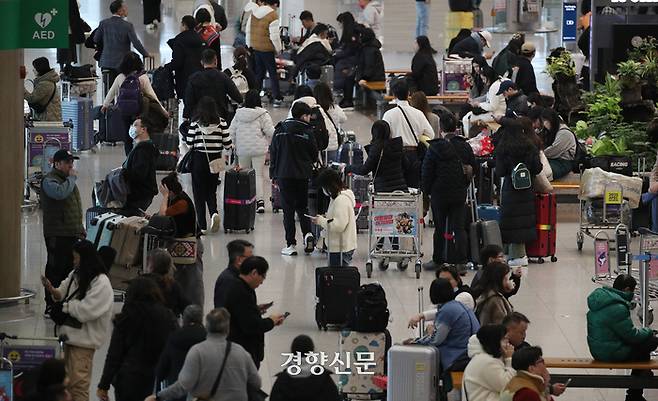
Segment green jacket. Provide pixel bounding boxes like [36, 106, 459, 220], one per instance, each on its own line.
[586, 286, 653, 361]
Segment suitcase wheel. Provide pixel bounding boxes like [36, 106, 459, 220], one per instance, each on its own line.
[378, 258, 389, 271]
[415, 262, 422, 279]
[551, 256, 558, 263]
[366, 262, 373, 278]
[398, 259, 409, 271]
[273, 208, 280, 213]
[537, 257, 545, 264]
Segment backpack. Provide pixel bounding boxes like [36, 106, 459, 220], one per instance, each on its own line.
[151, 66, 175, 101]
[116, 73, 142, 116]
[571, 130, 589, 173]
[229, 67, 249, 95]
[511, 162, 532, 190]
[197, 24, 220, 47]
[310, 106, 329, 152]
[352, 283, 389, 332]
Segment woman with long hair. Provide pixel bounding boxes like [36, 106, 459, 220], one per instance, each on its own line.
[409, 35, 439, 96]
[144, 248, 190, 316]
[223, 46, 258, 94]
[537, 108, 576, 180]
[230, 89, 275, 213]
[410, 91, 439, 137]
[157, 172, 196, 237]
[97, 277, 178, 401]
[41, 240, 114, 401]
[333, 12, 360, 93]
[472, 262, 516, 325]
[494, 120, 543, 268]
[182, 96, 232, 233]
[462, 65, 509, 135]
[314, 82, 347, 160]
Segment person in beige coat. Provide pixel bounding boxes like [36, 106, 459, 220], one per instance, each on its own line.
[25, 57, 62, 121]
[474, 262, 515, 325]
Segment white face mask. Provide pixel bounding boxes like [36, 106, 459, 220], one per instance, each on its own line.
[129, 126, 139, 139]
[322, 188, 331, 197]
[505, 272, 516, 290]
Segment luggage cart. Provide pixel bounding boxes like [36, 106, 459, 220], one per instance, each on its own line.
[577, 182, 631, 251]
[366, 189, 424, 279]
[441, 57, 472, 96]
[0, 357, 12, 401]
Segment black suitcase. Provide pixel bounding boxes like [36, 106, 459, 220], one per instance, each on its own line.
[152, 132, 179, 171]
[96, 105, 126, 144]
[308, 177, 330, 216]
[315, 265, 360, 330]
[224, 168, 257, 233]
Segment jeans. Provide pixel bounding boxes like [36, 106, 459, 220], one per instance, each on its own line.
[416, 1, 429, 38]
[548, 158, 574, 180]
[508, 243, 527, 259]
[44, 236, 77, 307]
[237, 154, 267, 202]
[191, 151, 219, 230]
[329, 250, 355, 266]
[253, 50, 281, 99]
[278, 178, 312, 246]
[431, 202, 467, 264]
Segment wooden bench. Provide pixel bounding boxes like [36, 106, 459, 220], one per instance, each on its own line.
[385, 69, 412, 75]
[361, 81, 386, 91]
[450, 371, 463, 390]
[377, 94, 469, 118]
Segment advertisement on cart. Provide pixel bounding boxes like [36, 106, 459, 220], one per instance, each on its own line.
[641, 236, 658, 280]
[2, 345, 56, 370]
[372, 209, 417, 237]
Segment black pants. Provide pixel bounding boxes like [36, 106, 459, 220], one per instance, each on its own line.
[124, 198, 153, 217]
[44, 236, 77, 307]
[278, 178, 312, 246]
[191, 152, 219, 231]
[143, 0, 162, 24]
[403, 149, 420, 189]
[253, 50, 280, 99]
[343, 74, 356, 102]
[432, 201, 467, 265]
[627, 335, 658, 400]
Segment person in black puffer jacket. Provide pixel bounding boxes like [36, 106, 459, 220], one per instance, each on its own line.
[494, 119, 542, 268]
[122, 118, 159, 216]
[408, 36, 439, 96]
[340, 25, 385, 108]
[345, 120, 407, 192]
[333, 12, 359, 91]
[154, 305, 206, 401]
[421, 128, 469, 270]
[166, 15, 203, 99]
[270, 335, 340, 401]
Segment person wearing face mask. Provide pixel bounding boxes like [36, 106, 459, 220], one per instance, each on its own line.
[41, 240, 114, 401]
[473, 262, 515, 325]
[122, 118, 159, 216]
[310, 169, 357, 266]
[408, 278, 480, 372]
[166, 15, 204, 100]
[536, 108, 576, 180]
[462, 324, 516, 401]
[269, 102, 319, 256]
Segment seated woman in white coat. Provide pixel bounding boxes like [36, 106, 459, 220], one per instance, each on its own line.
[462, 66, 509, 135]
[462, 324, 516, 401]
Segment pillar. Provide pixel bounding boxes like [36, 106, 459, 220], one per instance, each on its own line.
[0, 49, 24, 298]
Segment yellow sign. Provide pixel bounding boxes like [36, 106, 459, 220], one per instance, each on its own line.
[7, 350, 20, 362]
[415, 363, 426, 372]
[604, 190, 622, 205]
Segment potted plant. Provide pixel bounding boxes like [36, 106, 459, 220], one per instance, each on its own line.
[617, 60, 645, 104]
[546, 51, 582, 121]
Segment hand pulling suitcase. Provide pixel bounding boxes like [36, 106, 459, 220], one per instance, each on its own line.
[86, 212, 124, 248]
[62, 97, 95, 151]
[526, 193, 557, 263]
[386, 345, 440, 401]
[152, 132, 179, 171]
[224, 168, 257, 233]
[339, 330, 391, 399]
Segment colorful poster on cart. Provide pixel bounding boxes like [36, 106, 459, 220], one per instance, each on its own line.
[372, 210, 417, 237]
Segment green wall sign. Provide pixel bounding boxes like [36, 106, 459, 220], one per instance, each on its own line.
[0, 0, 68, 50]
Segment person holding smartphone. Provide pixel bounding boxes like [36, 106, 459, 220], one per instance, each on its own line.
[501, 346, 568, 401]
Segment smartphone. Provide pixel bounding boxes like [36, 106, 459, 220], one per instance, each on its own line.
[564, 378, 572, 388]
[303, 214, 316, 219]
[263, 301, 274, 309]
[283, 312, 291, 318]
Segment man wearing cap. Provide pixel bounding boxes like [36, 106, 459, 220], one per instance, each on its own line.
[497, 81, 529, 118]
[512, 42, 539, 97]
[450, 30, 494, 59]
[41, 149, 84, 311]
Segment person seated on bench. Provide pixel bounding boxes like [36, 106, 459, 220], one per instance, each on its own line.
[587, 274, 658, 401]
[293, 23, 332, 80]
[339, 26, 384, 109]
[462, 324, 515, 401]
[532, 108, 576, 181]
[471, 245, 522, 301]
[500, 346, 567, 401]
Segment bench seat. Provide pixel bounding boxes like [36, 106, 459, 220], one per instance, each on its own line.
[545, 357, 658, 370]
[362, 81, 386, 91]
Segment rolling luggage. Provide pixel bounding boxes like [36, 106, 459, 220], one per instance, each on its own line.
[86, 212, 124, 248]
[152, 132, 179, 171]
[339, 330, 390, 399]
[338, 141, 364, 167]
[386, 345, 440, 401]
[110, 216, 149, 266]
[62, 97, 95, 151]
[477, 204, 501, 222]
[351, 175, 370, 231]
[85, 206, 111, 230]
[97, 105, 125, 144]
[467, 180, 503, 266]
[271, 181, 282, 213]
[526, 193, 557, 263]
[224, 168, 257, 233]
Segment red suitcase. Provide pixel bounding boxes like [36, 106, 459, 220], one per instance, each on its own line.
[527, 193, 557, 263]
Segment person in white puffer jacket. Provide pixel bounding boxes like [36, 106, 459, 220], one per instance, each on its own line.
[41, 239, 114, 401]
[230, 89, 275, 213]
[462, 325, 516, 401]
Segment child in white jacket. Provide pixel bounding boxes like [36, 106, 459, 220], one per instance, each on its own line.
[229, 90, 275, 213]
[312, 168, 357, 266]
[462, 326, 516, 401]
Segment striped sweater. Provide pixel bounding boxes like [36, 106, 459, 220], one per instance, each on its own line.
[184, 120, 232, 157]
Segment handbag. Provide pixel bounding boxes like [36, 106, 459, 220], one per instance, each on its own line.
[29, 82, 56, 114]
[177, 150, 195, 174]
[199, 127, 225, 174]
[511, 163, 532, 190]
[46, 276, 83, 329]
[168, 236, 197, 265]
[397, 105, 427, 163]
[191, 342, 231, 401]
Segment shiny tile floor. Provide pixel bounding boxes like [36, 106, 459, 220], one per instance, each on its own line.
[6, 0, 657, 400]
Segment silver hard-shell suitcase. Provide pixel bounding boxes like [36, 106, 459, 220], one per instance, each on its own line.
[386, 345, 440, 401]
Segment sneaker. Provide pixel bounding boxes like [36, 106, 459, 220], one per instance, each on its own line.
[209, 213, 221, 233]
[508, 256, 529, 267]
[256, 200, 265, 214]
[272, 98, 283, 108]
[339, 99, 354, 109]
[281, 245, 298, 256]
[423, 260, 440, 271]
[304, 233, 316, 254]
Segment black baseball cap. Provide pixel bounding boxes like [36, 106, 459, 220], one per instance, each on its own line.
[496, 80, 517, 96]
[52, 149, 79, 163]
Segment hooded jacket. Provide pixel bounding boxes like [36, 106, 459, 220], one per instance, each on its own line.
[356, 29, 385, 82]
[451, 32, 484, 58]
[123, 139, 159, 204]
[586, 286, 653, 361]
[229, 107, 275, 157]
[514, 56, 539, 97]
[183, 67, 243, 119]
[315, 189, 358, 253]
[270, 361, 341, 401]
[269, 119, 319, 180]
[167, 29, 204, 99]
[346, 137, 407, 193]
[247, 5, 282, 53]
[501, 371, 549, 401]
[294, 33, 333, 77]
[24, 69, 62, 121]
[422, 138, 469, 206]
[360, 1, 383, 41]
[155, 323, 207, 385]
[410, 51, 439, 96]
[288, 97, 344, 152]
[462, 335, 515, 401]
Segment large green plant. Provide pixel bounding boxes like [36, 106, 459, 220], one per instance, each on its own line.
[545, 51, 576, 79]
[617, 60, 645, 88]
[582, 74, 622, 123]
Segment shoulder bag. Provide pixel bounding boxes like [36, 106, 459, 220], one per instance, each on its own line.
[397, 105, 427, 162]
[47, 276, 83, 329]
[29, 81, 57, 114]
[191, 341, 232, 401]
[199, 127, 225, 174]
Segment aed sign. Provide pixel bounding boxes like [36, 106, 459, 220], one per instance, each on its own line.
[0, 0, 68, 50]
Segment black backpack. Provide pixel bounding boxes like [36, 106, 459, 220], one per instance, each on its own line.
[151, 66, 175, 102]
[310, 106, 329, 151]
[352, 283, 389, 332]
[570, 129, 589, 173]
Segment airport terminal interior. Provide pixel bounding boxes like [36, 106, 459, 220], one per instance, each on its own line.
[2, 0, 658, 400]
